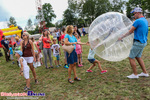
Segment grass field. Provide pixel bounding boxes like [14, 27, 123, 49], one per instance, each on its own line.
[0, 34, 150, 100]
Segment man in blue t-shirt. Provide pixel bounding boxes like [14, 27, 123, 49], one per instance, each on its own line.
[118, 7, 149, 79]
[1, 35, 10, 62]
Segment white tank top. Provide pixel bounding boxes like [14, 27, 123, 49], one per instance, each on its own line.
[18, 57, 29, 70]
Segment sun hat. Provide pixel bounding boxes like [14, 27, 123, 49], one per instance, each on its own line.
[15, 50, 23, 56]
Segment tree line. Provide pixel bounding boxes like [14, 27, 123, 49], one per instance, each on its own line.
[7, 0, 150, 34]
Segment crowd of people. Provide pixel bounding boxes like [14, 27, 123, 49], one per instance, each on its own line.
[0, 7, 149, 91]
[0, 25, 107, 91]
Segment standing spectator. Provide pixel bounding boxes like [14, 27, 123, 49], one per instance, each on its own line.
[82, 26, 86, 36]
[73, 25, 81, 38]
[39, 29, 53, 69]
[56, 29, 61, 44]
[61, 27, 69, 69]
[1, 35, 10, 62]
[118, 7, 149, 78]
[15, 37, 22, 47]
[64, 25, 81, 84]
[21, 32, 39, 84]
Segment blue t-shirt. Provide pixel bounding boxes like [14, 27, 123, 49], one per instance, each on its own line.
[133, 17, 148, 43]
[88, 49, 95, 59]
[64, 34, 77, 49]
[9, 47, 13, 54]
[1, 39, 9, 49]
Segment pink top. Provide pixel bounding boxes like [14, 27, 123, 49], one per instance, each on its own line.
[76, 39, 81, 50]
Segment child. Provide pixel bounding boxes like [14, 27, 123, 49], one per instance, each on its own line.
[51, 38, 61, 67]
[36, 40, 43, 65]
[9, 44, 14, 64]
[15, 50, 30, 91]
[86, 42, 107, 74]
[74, 33, 83, 67]
[31, 37, 41, 67]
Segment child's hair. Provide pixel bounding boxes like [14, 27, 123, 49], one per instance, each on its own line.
[31, 37, 34, 42]
[9, 44, 12, 47]
[66, 25, 73, 35]
[53, 38, 57, 41]
[62, 27, 66, 33]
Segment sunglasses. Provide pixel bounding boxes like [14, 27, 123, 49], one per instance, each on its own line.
[53, 40, 56, 41]
[22, 35, 26, 37]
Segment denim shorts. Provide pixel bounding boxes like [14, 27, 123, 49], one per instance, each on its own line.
[88, 59, 95, 63]
[129, 41, 147, 59]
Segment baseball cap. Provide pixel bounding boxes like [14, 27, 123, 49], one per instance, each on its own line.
[131, 7, 142, 13]
[15, 50, 23, 56]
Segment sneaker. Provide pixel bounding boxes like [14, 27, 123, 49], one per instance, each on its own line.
[64, 65, 69, 69]
[58, 64, 61, 67]
[127, 74, 139, 79]
[101, 70, 107, 74]
[78, 65, 82, 67]
[138, 72, 149, 77]
[56, 65, 59, 67]
[80, 64, 83, 67]
[37, 62, 41, 67]
[86, 70, 93, 73]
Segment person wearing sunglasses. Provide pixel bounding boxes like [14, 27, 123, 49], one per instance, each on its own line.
[118, 7, 149, 79]
[21, 32, 39, 84]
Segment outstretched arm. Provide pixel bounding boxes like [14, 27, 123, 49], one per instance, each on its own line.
[118, 26, 136, 41]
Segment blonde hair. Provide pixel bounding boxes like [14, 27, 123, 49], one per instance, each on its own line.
[23, 32, 30, 39]
[66, 25, 73, 35]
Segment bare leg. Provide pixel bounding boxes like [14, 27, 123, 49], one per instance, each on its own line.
[57, 60, 59, 65]
[68, 64, 73, 78]
[54, 60, 57, 66]
[77, 55, 80, 65]
[94, 60, 103, 71]
[73, 63, 77, 78]
[135, 57, 147, 73]
[129, 57, 137, 75]
[88, 63, 95, 70]
[26, 79, 30, 88]
[78, 54, 82, 65]
[28, 63, 37, 80]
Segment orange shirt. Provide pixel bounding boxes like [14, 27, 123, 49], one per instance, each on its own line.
[43, 37, 51, 48]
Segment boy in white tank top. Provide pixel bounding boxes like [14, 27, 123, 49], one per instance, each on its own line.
[15, 51, 30, 91]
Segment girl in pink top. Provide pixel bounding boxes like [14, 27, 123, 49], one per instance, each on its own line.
[74, 33, 83, 67]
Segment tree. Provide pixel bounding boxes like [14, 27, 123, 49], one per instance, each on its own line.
[25, 18, 34, 31]
[62, 8, 77, 25]
[42, 3, 56, 27]
[126, 0, 150, 18]
[7, 16, 17, 27]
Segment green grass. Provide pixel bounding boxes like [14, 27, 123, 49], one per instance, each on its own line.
[0, 33, 150, 100]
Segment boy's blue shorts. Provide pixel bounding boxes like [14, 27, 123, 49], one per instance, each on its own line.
[88, 59, 95, 63]
[129, 41, 147, 59]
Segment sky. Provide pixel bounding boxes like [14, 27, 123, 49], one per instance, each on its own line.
[0, 0, 68, 29]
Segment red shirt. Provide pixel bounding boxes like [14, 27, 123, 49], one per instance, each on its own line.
[43, 37, 51, 48]
[61, 34, 65, 46]
[36, 41, 41, 53]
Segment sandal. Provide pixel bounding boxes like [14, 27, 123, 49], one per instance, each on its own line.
[74, 77, 81, 81]
[24, 86, 30, 91]
[68, 78, 74, 84]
